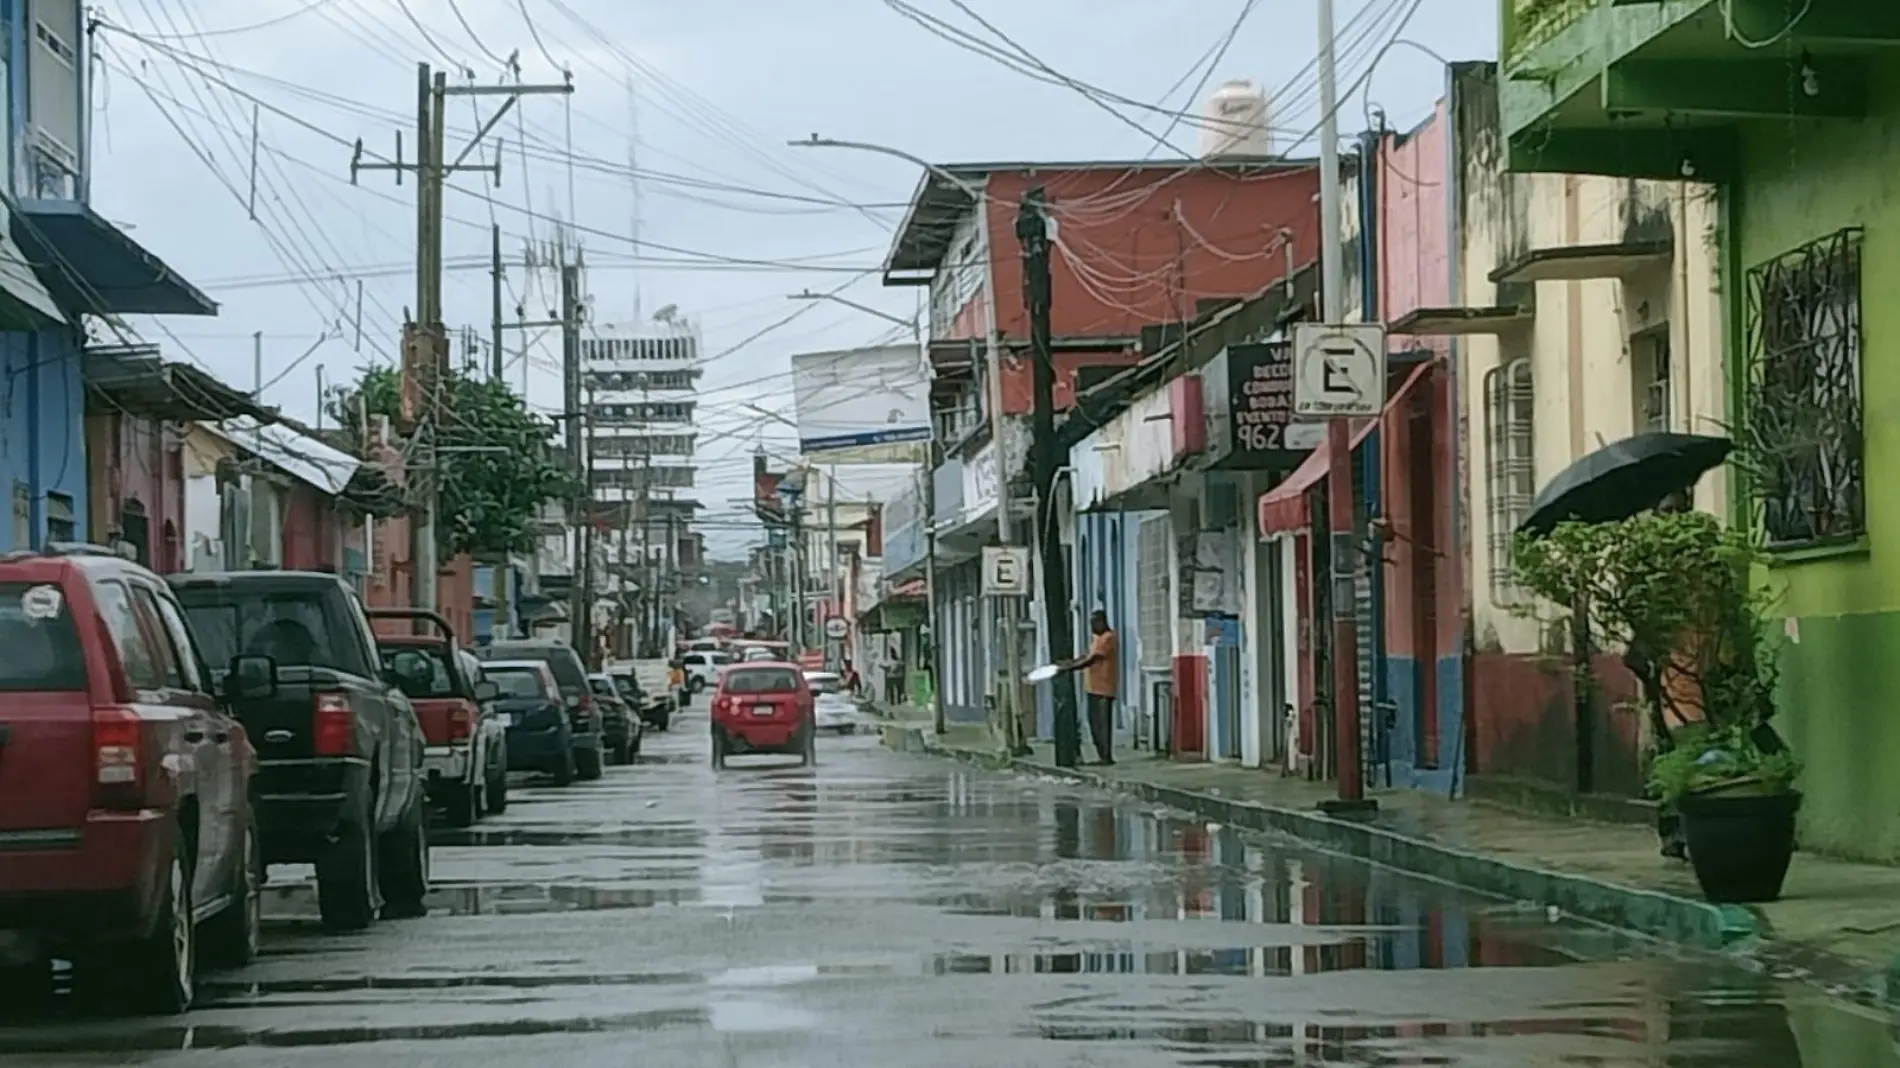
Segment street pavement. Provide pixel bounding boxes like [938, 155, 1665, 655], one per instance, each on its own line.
[1, 698, 1895, 1066]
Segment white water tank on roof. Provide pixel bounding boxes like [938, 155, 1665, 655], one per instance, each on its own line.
[1200, 79, 1272, 158]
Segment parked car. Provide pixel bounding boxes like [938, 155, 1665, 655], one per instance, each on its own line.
[472, 640, 602, 780]
[0, 546, 261, 1013]
[482, 661, 574, 784]
[168, 571, 430, 933]
[710, 662, 816, 769]
[682, 650, 733, 694]
[803, 670, 859, 734]
[371, 610, 508, 827]
[587, 672, 643, 764]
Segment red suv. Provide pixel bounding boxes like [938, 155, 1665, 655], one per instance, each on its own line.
[0, 548, 260, 1013]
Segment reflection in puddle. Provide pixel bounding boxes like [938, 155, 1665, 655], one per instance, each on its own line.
[2, 749, 1895, 1066]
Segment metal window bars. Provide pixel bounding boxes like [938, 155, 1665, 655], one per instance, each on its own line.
[1483, 357, 1535, 607]
[1743, 226, 1865, 549]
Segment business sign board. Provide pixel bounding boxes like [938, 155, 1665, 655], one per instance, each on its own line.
[1200, 342, 1322, 471]
[792, 344, 930, 462]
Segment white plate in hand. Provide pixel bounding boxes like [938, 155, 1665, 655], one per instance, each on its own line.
[1024, 664, 1062, 683]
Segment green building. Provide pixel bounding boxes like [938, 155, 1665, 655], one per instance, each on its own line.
[1499, 0, 1897, 861]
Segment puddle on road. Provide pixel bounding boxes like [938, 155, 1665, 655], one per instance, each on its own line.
[4, 756, 1898, 1065]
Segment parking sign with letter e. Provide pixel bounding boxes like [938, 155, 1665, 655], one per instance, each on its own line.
[1292, 322, 1386, 418]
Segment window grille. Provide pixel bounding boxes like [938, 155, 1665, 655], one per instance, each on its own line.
[1742, 226, 1864, 549]
[1482, 357, 1534, 606]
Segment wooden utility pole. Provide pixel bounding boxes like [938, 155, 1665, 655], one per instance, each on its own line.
[1018, 187, 1079, 767]
[351, 61, 571, 634]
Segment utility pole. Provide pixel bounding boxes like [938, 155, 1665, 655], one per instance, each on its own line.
[487, 221, 510, 641]
[351, 61, 572, 634]
[824, 466, 841, 668]
[1315, 0, 1372, 813]
[561, 259, 591, 665]
[1018, 188, 1079, 767]
[489, 223, 505, 381]
[663, 509, 677, 651]
[976, 210, 1027, 756]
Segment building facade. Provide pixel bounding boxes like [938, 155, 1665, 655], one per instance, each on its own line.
[1498, 0, 1898, 859]
[887, 158, 1323, 728]
[1, 1, 214, 552]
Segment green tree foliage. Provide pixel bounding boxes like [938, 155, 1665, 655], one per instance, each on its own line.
[328, 366, 577, 558]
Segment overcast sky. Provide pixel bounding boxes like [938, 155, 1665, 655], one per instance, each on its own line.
[93, 0, 1496, 558]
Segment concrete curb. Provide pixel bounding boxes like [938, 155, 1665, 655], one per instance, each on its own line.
[883, 722, 1752, 952]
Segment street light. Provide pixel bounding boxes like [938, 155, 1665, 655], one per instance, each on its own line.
[787, 289, 918, 335]
[790, 133, 1024, 754]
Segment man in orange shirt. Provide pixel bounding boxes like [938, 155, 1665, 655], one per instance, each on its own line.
[1062, 610, 1120, 765]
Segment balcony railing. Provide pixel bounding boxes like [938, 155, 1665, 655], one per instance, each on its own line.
[1507, 0, 1594, 60]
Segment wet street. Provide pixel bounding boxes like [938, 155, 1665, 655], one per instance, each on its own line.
[2, 698, 1896, 1066]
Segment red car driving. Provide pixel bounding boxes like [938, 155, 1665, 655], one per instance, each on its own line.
[0, 547, 260, 1014]
[709, 662, 816, 769]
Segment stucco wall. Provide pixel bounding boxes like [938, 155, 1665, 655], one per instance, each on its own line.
[0, 329, 88, 552]
[1732, 66, 1900, 861]
[1453, 67, 1724, 795]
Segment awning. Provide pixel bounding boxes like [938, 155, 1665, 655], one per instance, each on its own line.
[11, 199, 217, 317]
[1388, 305, 1530, 336]
[83, 344, 270, 421]
[0, 202, 64, 328]
[1488, 240, 1671, 284]
[1256, 361, 1435, 537]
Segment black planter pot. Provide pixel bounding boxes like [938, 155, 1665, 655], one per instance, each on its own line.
[1676, 789, 1801, 904]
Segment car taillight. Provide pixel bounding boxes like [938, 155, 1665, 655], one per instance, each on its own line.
[712, 694, 731, 716]
[448, 704, 475, 742]
[313, 693, 354, 755]
[91, 706, 143, 809]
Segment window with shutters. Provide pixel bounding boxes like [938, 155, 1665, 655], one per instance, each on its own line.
[1483, 358, 1534, 606]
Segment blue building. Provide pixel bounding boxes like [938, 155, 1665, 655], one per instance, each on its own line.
[0, 1, 215, 552]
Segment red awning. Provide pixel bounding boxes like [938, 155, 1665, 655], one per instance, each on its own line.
[1256, 361, 1435, 538]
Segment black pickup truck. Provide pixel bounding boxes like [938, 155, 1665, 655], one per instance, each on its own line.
[168, 571, 430, 931]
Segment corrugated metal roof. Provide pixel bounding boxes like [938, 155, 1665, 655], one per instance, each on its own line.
[198, 417, 363, 497]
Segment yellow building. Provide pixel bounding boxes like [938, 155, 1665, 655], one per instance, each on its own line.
[1426, 65, 1726, 796]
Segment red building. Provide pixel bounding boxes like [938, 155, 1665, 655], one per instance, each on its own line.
[81, 345, 263, 572]
[885, 158, 1320, 421]
[884, 156, 1320, 728]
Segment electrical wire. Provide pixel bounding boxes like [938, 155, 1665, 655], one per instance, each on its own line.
[118, 0, 341, 39]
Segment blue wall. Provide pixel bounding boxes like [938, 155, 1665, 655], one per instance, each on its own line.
[0, 329, 88, 552]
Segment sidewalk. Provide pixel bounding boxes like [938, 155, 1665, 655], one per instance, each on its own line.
[882, 720, 1900, 1006]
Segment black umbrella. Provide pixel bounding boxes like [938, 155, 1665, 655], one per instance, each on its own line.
[1517, 432, 1732, 536]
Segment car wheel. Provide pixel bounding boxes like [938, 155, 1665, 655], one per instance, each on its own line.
[85, 822, 195, 1014]
[550, 749, 575, 786]
[377, 797, 431, 920]
[711, 730, 726, 769]
[202, 817, 262, 968]
[486, 759, 509, 815]
[689, 677, 705, 694]
[654, 709, 672, 732]
[316, 793, 379, 932]
[444, 779, 480, 829]
[803, 729, 817, 767]
[575, 743, 605, 781]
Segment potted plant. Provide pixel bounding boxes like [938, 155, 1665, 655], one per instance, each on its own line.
[1513, 510, 1802, 903]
